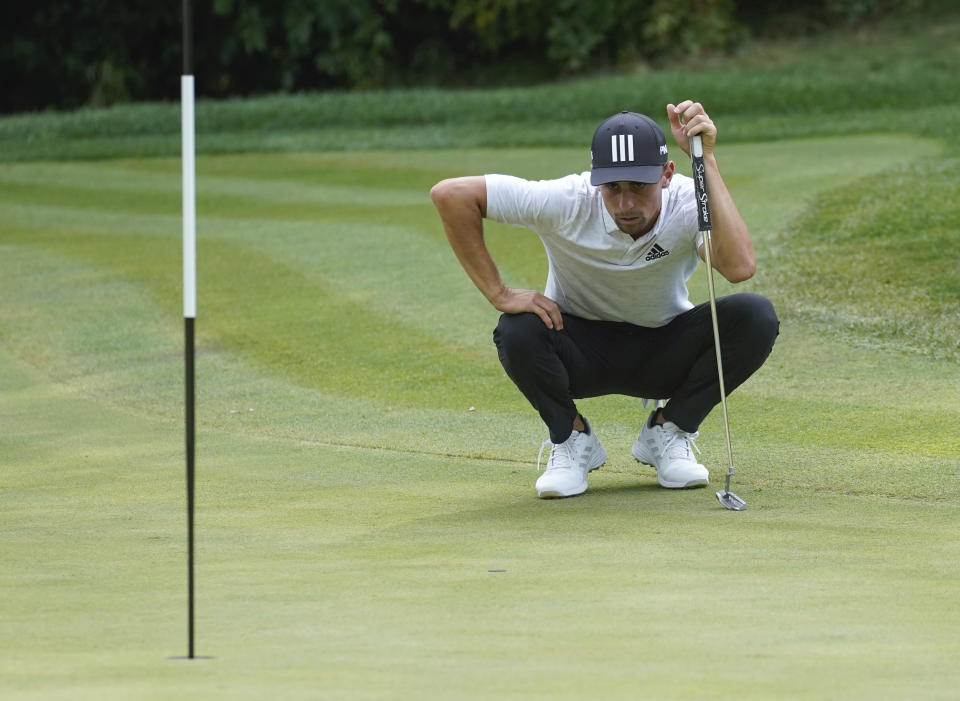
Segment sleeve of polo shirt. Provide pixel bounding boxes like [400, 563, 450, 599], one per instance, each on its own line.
[484, 174, 580, 231]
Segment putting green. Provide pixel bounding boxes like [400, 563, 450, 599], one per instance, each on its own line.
[2, 135, 958, 699]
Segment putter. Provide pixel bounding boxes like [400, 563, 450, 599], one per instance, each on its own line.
[689, 134, 747, 511]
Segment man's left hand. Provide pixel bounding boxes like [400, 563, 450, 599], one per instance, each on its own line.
[667, 100, 717, 156]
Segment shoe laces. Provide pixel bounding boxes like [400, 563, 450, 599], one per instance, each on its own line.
[537, 433, 577, 473]
[660, 426, 701, 462]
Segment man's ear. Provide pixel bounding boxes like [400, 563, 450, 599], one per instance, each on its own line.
[661, 161, 675, 188]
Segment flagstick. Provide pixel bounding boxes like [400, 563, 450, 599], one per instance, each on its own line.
[181, 0, 197, 660]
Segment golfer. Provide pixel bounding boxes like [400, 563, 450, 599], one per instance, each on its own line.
[430, 101, 779, 498]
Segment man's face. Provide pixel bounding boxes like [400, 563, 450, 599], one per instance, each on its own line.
[598, 163, 674, 238]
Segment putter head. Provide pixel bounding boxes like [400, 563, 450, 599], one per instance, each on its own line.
[716, 489, 747, 511]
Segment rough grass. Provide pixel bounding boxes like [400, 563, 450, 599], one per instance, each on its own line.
[759, 157, 960, 360]
[2, 15, 959, 161]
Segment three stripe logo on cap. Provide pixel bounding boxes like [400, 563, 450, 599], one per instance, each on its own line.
[611, 134, 634, 163]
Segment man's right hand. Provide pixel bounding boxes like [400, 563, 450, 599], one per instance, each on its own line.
[494, 287, 564, 330]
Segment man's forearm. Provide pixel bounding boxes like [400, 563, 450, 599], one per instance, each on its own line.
[430, 177, 507, 304]
[442, 218, 508, 305]
[703, 154, 755, 283]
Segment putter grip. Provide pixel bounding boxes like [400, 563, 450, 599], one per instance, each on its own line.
[690, 135, 711, 232]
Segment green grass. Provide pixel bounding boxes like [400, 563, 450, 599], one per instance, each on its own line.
[2, 132, 959, 699]
[761, 157, 960, 360]
[3, 14, 960, 698]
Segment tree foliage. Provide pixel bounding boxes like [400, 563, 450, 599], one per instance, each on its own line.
[0, 0, 940, 113]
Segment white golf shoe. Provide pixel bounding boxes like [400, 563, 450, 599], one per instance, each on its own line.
[632, 413, 709, 488]
[535, 418, 607, 498]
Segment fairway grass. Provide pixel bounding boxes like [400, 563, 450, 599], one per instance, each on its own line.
[2, 136, 959, 699]
[2, 348, 959, 700]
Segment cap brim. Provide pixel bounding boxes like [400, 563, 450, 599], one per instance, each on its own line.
[590, 165, 664, 186]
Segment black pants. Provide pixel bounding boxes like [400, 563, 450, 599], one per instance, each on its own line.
[493, 293, 780, 444]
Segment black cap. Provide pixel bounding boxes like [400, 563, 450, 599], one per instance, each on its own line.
[590, 111, 668, 186]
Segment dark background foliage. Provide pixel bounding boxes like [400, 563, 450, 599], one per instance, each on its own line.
[0, 0, 936, 113]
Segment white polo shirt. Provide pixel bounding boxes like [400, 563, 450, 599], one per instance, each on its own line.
[485, 171, 702, 328]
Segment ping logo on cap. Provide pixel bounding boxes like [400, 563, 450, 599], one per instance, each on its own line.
[611, 134, 635, 163]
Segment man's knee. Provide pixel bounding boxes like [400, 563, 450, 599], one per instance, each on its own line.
[494, 312, 550, 351]
[721, 293, 779, 349]
[493, 312, 555, 374]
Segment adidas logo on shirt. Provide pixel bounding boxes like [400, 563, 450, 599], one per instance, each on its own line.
[645, 244, 670, 261]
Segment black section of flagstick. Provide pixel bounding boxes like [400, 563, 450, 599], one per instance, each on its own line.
[170, 319, 208, 660]
[182, 0, 192, 75]
[691, 152, 710, 232]
[185, 316, 196, 659]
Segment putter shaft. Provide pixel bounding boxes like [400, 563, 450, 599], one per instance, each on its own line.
[690, 135, 744, 510]
[700, 226, 735, 486]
